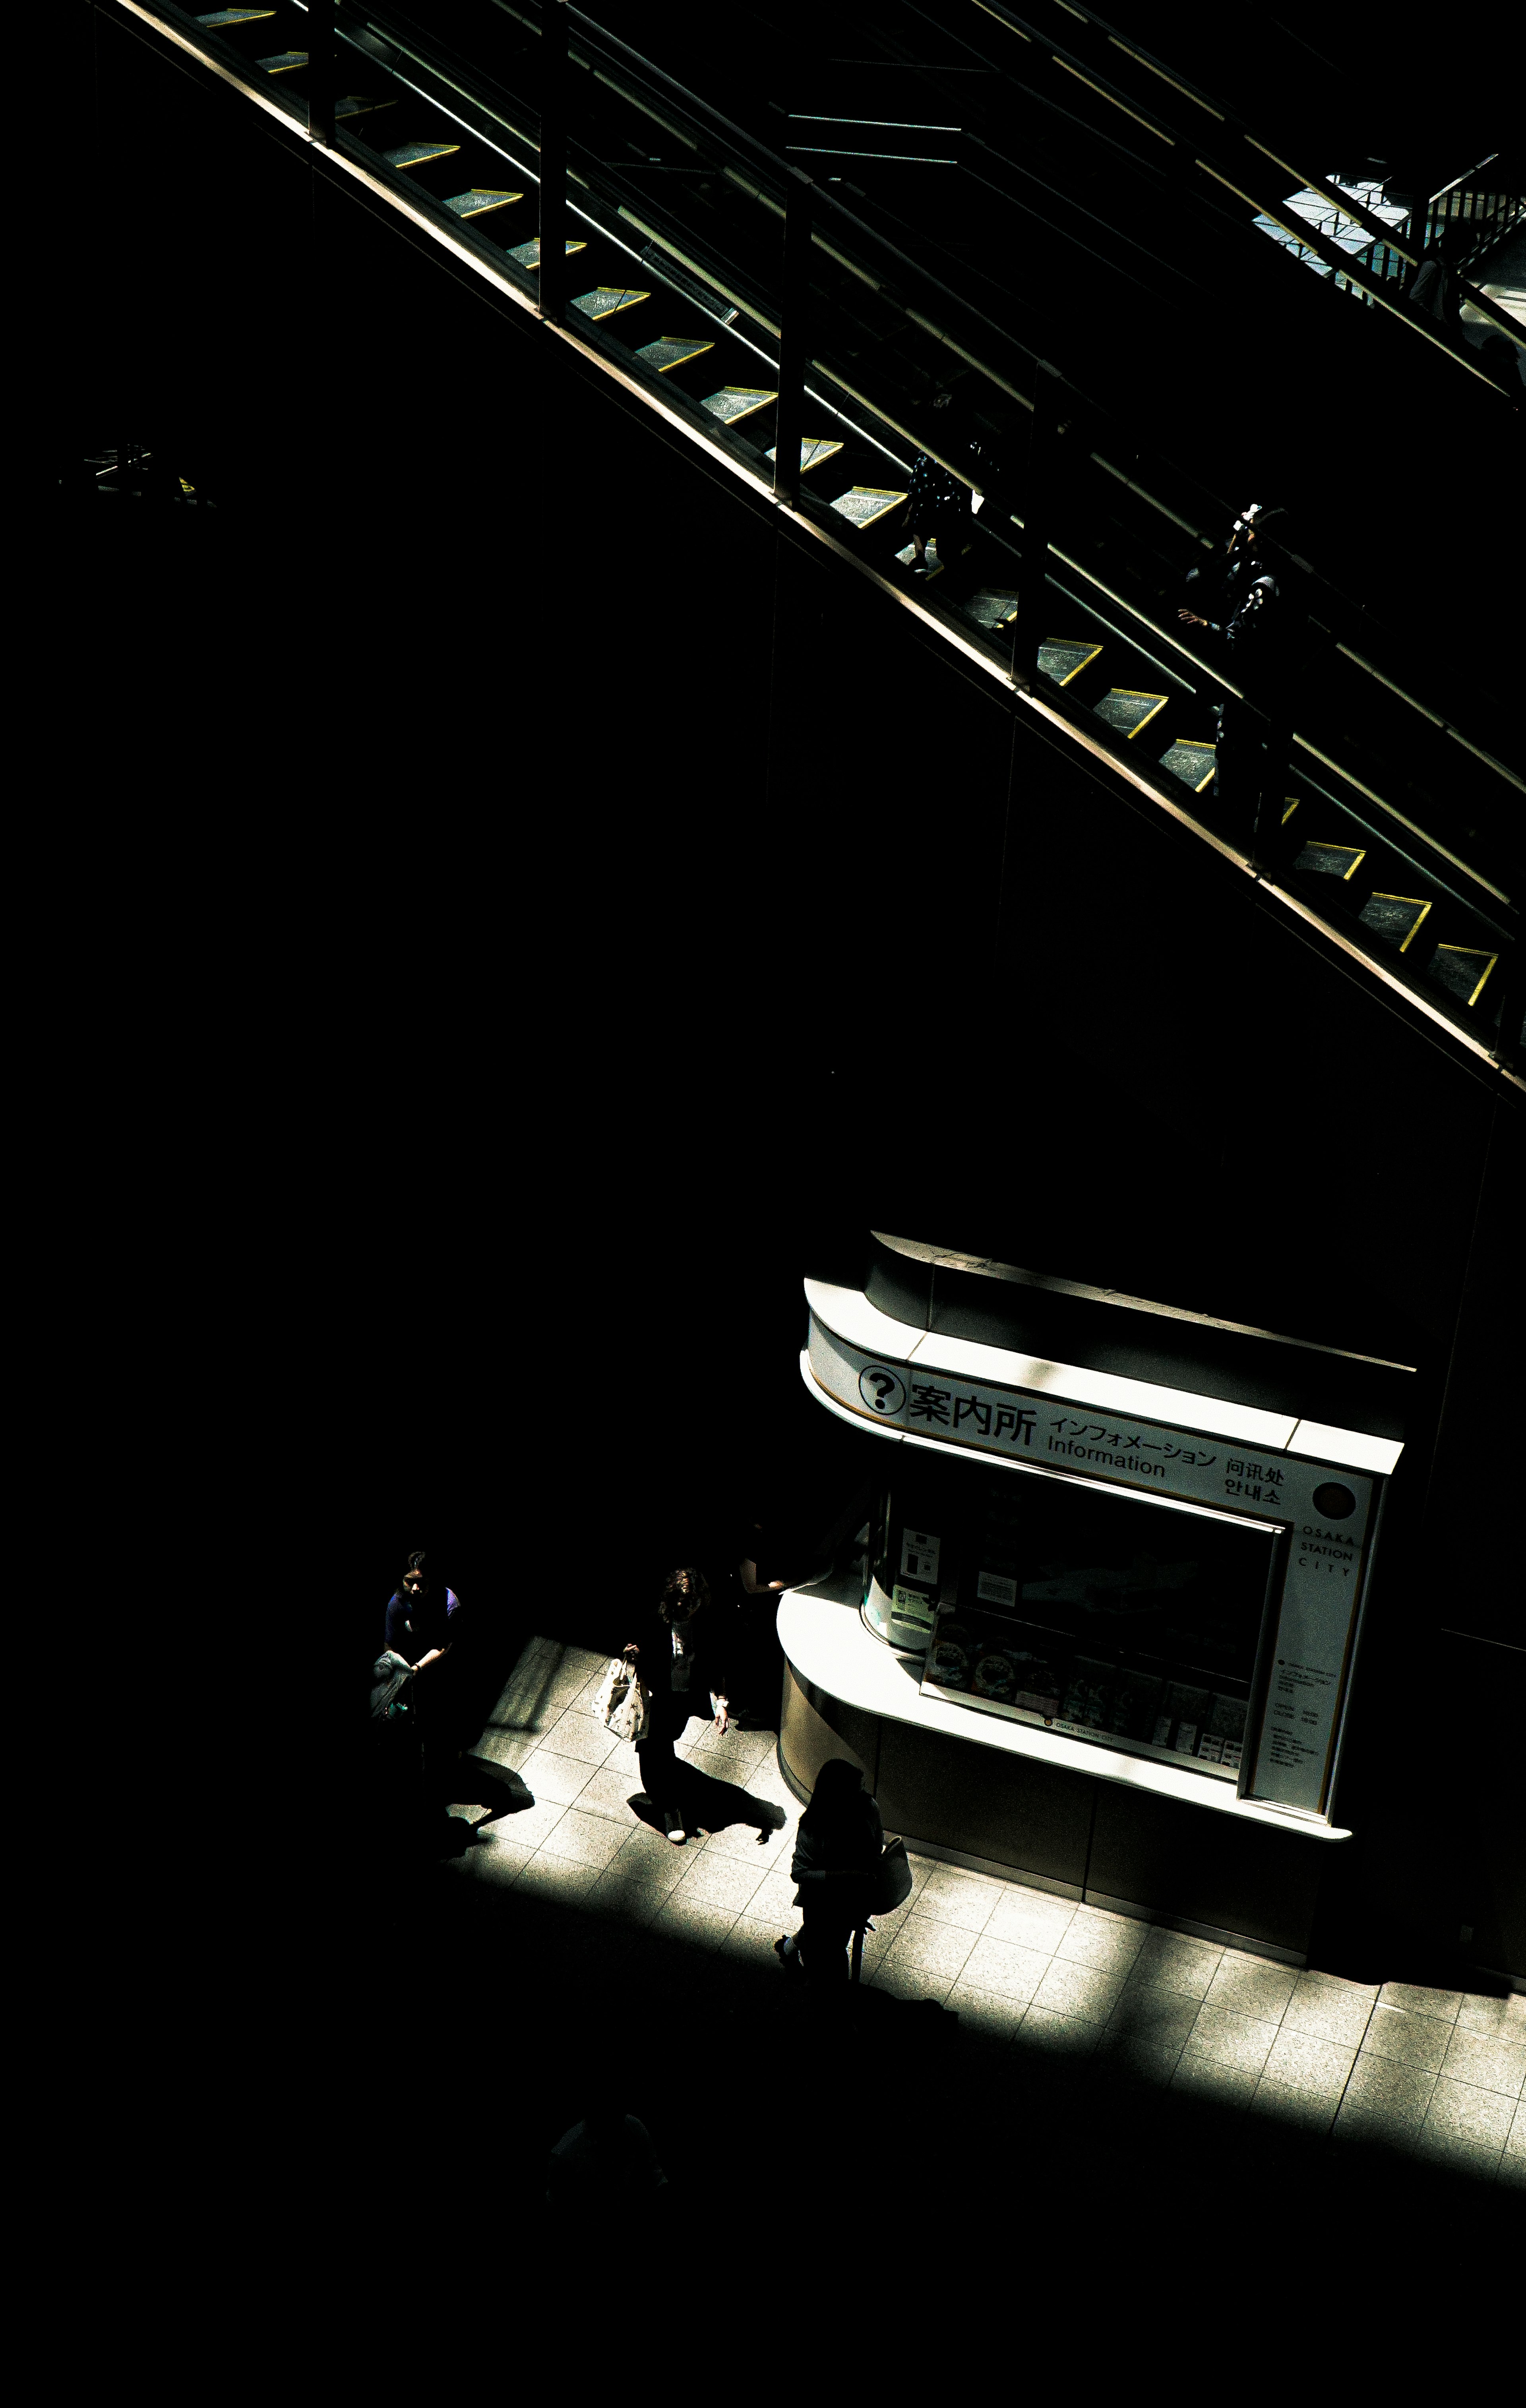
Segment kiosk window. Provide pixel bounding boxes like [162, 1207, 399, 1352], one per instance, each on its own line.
[870, 1461, 1284, 1781]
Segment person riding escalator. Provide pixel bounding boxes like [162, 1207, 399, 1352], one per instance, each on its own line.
[1180, 505, 1298, 817]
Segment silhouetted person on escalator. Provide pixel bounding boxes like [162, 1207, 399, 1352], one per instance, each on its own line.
[1180, 500, 1277, 624]
[1406, 228, 1465, 337]
[905, 391, 983, 592]
[1180, 559, 1292, 818]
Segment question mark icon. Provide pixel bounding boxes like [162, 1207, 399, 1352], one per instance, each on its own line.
[858, 1367, 906, 1415]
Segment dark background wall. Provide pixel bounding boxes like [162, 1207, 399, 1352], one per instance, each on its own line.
[62, 5, 1520, 1975]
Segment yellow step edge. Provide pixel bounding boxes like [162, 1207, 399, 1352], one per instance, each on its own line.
[1305, 842, 1366, 881]
[1433, 946, 1499, 1007]
[1042, 640, 1105, 686]
[1102, 689, 1169, 738]
[1364, 894, 1433, 954]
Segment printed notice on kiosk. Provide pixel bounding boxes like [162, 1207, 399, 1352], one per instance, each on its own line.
[1265, 1661, 1337, 1775]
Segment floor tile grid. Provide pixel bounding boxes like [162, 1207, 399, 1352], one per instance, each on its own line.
[870, 1872, 1526, 2172]
[457, 1765, 1526, 2179]
[462, 1705, 793, 1958]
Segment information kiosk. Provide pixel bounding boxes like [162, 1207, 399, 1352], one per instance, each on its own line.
[780, 1239, 1407, 1963]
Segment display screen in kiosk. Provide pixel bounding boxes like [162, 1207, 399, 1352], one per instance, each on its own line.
[884, 1463, 1284, 1781]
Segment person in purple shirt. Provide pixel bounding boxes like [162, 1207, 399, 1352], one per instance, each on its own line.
[385, 1552, 463, 1800]
[385, 1550, 461, 1675]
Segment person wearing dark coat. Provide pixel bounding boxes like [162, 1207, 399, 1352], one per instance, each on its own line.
[382, 1550, 467, 1803]
[1183, 569, 1288, 674]
[904, 391, 983, 587]
[1180, 499, 1280, 623]
[1407, 229, 1465, 336]
[623, 1568, 733, 1845]
[776, 1758, 885, 1984]
[1180, 516, 1297, 816]
[725, 1515, 787, 1720]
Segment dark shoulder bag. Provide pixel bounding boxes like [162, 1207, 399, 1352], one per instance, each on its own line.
[370, 1651, 415, 1723]
[870, 1836, 912, 1914]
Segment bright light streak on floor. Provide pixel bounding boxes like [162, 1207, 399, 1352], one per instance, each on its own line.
[404, 1636, 1526, 2194]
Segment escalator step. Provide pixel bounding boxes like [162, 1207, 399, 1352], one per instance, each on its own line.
[507, 238, 587, 269]
[335, 97, 397, 119]
[1094, 688, 1168, 740]
[895, 538, 944, 577]
[828, 487, 908, 528]
[196, 9, 275, 22]
[383, 143, 461, 171]
[571, 287, 652, 319]
[1428, 946, 1497, 1008]
[1039, 639, 1103, 686]
[1158, 740, 1216, 794]
[1282, 797, 1301, 825]
[1294, 841, 1366, 883]
[701, 387, 777, 424]
[634, 337, 716, 372]
[765, 438, 844, 474]
[256, 52, 308, 73]
[445, 189, 524, 218]
[965, 589, 1019, 628]
[1357, 893, 1432, 954]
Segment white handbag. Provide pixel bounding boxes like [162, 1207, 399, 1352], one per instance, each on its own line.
[597, 1654, 651, 1743]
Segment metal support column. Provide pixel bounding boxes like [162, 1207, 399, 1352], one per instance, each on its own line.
[1489, 913, 1526, 1075]
[1011, 367, 1061, 689]
[774, 175, 813, 507]
[538, 1, 569, 325]
[307, 0, 333, 145]
[1249, 706, 1289, 871]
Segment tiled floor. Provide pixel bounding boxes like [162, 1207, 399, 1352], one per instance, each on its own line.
[435, 1641, 1525, 2199]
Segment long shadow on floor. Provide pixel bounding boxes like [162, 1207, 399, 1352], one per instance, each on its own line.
[624, 1762, 786, 1840]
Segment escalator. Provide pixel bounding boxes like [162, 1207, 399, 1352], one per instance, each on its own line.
[102, 0, 1525, 1072]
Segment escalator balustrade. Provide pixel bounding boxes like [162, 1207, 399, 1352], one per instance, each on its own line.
[945, 597, 1512, 1031]
[149, 2, 1524, 1063]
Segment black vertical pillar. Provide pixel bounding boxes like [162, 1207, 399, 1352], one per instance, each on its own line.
[1489, 815, 1526, 1070]
[1489, 942, 1525, 1075]
[538, 2, 568, 325]
[1012, 366, 1061, 688]
[1251, 577, 1306, 870]
[307, 0, 333, 145]
[1249, 706, 1286, 869]
[774, 175, 813, 506]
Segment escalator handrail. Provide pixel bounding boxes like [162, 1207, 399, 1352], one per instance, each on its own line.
[1015, 536, 1516, 917]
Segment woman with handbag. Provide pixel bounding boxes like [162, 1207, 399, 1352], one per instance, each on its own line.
[622, 1567, 742, 1845]
[776, 1758, 884, 1983]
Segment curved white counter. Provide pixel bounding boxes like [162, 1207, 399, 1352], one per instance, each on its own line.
[777, 1574, 1350, 1842]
